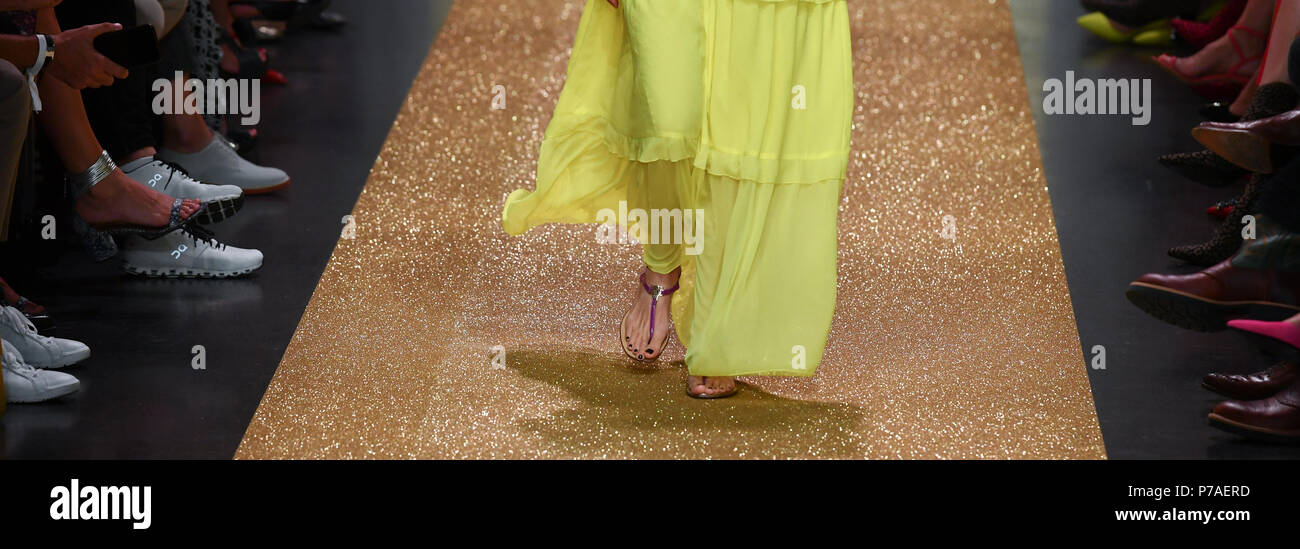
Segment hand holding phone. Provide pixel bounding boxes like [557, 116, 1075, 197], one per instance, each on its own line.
[46, 22, 129, 90]
[93, 24, 160, 70]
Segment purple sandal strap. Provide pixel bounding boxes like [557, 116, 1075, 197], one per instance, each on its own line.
[639, 271, 678, 347]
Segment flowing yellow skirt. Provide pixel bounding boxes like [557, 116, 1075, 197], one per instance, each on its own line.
[502, 0, 852, 377]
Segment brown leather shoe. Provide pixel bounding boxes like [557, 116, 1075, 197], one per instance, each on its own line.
[1202, 361, 1300, 400]
[1126, 260, 1300, 331]
[1130, 215, 1300, 330]
[1209, 377, 1300, 441]
[1193, 110, 1300, 174]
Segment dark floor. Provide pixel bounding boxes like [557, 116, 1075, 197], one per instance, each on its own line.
[1010, 1, 1300, 458]
[0, 0, 452, 459]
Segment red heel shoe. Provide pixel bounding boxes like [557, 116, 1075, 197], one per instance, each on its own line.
[1154, 24, 1267, 102]
[1173, 0, 1247, 50]
[1206, 197, 1236, 219]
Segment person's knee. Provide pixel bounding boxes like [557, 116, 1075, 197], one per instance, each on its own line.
[156, 0, 189, 36]
[0, 60, 31, 113]
[135, 0, 166, 38]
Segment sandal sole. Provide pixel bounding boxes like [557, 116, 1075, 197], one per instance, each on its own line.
[197, 195, 245, 224]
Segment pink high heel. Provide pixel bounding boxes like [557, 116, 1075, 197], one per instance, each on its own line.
[620, 270, 678, 362]
[1227, 319, 1300, 358]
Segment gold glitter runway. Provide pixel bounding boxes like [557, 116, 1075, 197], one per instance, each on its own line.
[235, 0, 1106, 459]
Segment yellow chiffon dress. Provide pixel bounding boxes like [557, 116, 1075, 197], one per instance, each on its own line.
[502, 0, 852, 377]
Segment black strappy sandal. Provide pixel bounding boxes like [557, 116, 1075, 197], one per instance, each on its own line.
[620, 270, 678, 362]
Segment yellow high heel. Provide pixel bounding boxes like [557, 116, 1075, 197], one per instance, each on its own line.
[1078, 12, 1173, 46]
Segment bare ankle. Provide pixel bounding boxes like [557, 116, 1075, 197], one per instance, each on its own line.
[644, 267, 680, 286]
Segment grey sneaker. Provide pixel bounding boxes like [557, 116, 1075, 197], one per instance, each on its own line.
[158, 135, 290, 195]
[0, 306, 90, 369]
[121, 156, 245, 224]
[2, 338, 80, 403]
[121, 225, 264, 278]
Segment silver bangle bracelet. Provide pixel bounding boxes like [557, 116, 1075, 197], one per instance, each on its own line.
[68, 151, 118, 197]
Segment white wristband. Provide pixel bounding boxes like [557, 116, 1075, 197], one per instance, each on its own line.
[27, 34, 49, 113]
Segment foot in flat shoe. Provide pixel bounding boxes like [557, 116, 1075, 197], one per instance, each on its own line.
[121, 225, 263, 279]
[158, 135, 290, 194]
[74, 171, 202, 230]
[622, 267, 678, 361]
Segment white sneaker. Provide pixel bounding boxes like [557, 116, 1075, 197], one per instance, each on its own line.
[158, 135, 290, 194]
[121, 225, 264, 278]
[0, 306, 90, 369]
[2, 338, 79, 403]
[121, 156, 244, 224]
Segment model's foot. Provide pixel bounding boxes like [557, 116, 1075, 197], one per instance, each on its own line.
[687, 375, 736, 398]
[622, 267, 678, 360]
[74, 171, 201, 229]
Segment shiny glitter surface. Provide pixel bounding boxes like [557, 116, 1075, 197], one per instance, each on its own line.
[235, 0, 1106, 459]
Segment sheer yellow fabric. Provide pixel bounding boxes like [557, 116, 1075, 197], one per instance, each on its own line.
[502, 0, 852, 377]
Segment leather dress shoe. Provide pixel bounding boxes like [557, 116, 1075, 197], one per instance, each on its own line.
[1129, 214, 1300, 330]
[1210, 376, 1300, 441]
[1194, 109, 1300, 174]
[1202, 361, 1299, 400]
[1127, 260, 1300, 331]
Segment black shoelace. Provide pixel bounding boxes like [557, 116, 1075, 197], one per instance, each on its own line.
[181, 223, 226, 251]
[153, 160, 194, 191]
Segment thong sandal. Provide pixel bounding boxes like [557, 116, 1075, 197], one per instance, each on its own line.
[686, 376, 739, 399]
[620, 270, 678, 362]
[72, 152, 205, 238]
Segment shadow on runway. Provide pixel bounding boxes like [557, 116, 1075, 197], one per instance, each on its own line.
[504, 349, 868, 457]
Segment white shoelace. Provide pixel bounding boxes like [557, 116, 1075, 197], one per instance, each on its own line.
[2, 305, 44, 341]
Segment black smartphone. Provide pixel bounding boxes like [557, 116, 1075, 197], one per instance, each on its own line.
[92, 24, 160, 70]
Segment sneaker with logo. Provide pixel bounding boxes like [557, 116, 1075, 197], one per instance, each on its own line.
[120, 225, 263, 278]
[158, 135, 290, 194]
[0, 306, 90, 369]
[2, 338, 79, 403]
[121, 156, 244, 224]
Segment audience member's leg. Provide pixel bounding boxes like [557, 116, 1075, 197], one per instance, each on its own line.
[56, 0, 159, 164]
[156, 0, 190, 37]
[1257, 0, 1300, 85]
[0, 60, 31, 242]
